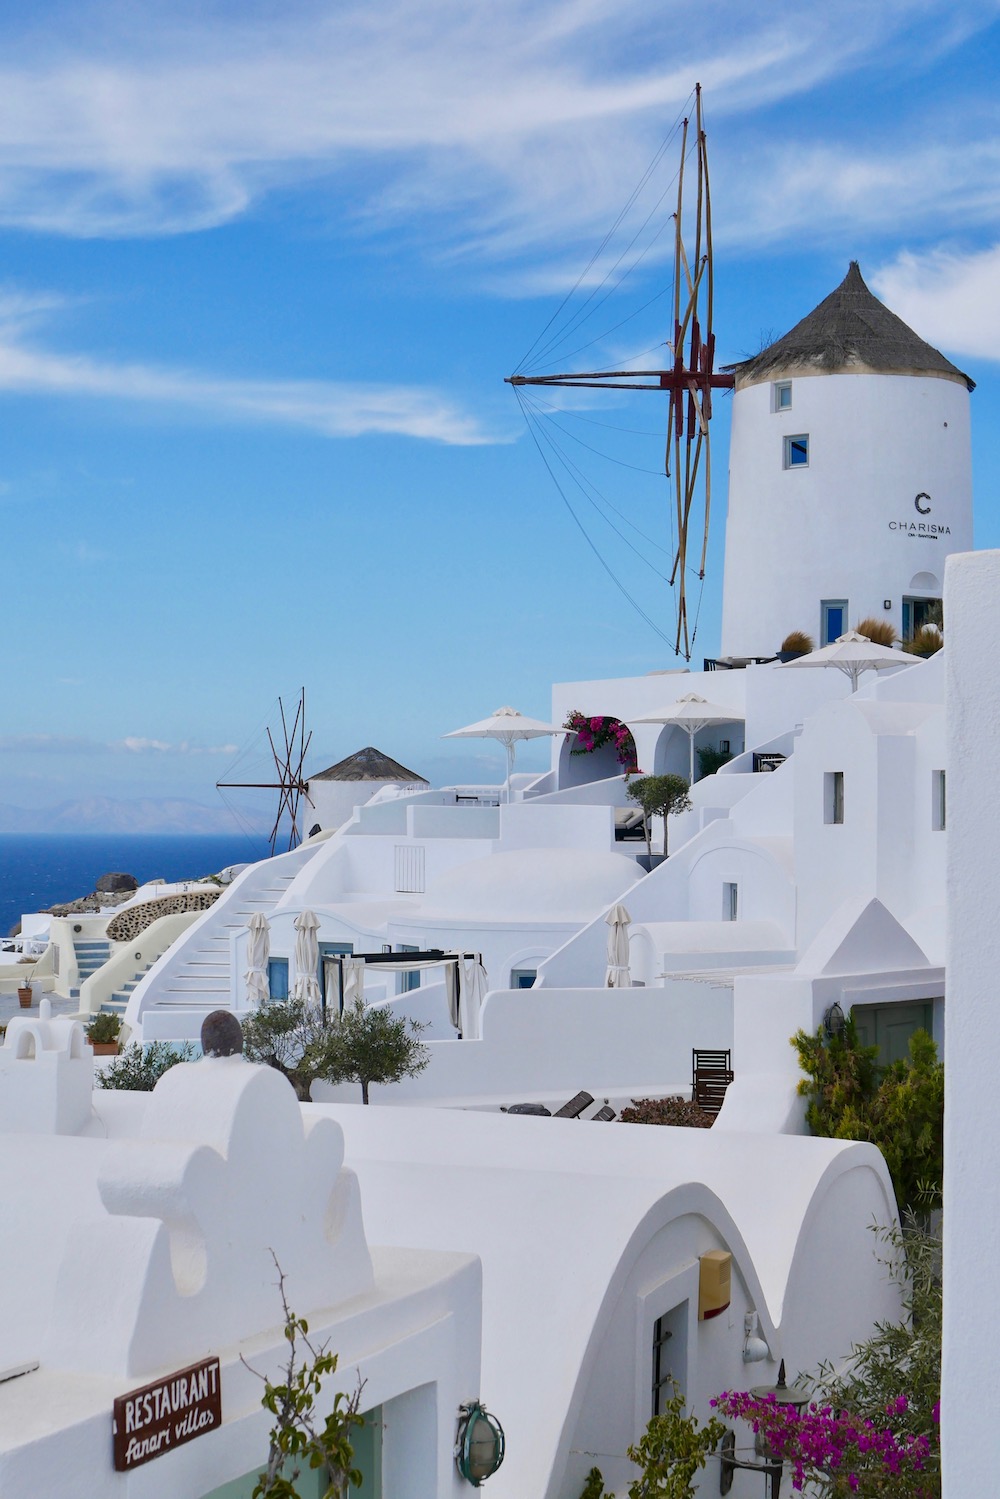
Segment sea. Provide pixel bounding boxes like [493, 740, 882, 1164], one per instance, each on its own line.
[0, 833, 271, 937]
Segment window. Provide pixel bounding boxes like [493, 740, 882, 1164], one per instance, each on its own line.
[773, 380, 792, 411]
[723, 883, 738, 921]
[510, 968, 537, 989]
[783, 433, 809, 468]
[318, 941, 354, 1007]
[902, 596, 941, 642]
[932, 770, 946, 831]
[821, 600, 848, 645]
[267, 958, 289, 1001]
[651, 1315, 674, 1418]
[824, 771, 845, 825]
[396, 943, 420, 993]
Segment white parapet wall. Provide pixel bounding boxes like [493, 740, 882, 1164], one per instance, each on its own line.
[312, 981, 733, 1109]
[78, 911, 204, 1017]
[942, 548, 1000, 1493]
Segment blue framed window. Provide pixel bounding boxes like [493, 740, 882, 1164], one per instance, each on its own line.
[783, 433, 809, 468]
[267, 958, 289, 1001]
[318, 941, 354, 1004]
[821, 599, 848, 645]
[510, 968, 537, 989]
[773, 381, 792, 411]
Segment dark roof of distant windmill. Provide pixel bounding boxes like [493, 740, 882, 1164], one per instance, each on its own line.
[726, 262, 974, 391]
[309, 747, 429, 784]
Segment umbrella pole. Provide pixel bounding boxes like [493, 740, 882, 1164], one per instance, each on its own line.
[689, 729, 695, 784]
[505, 739, 515, 804]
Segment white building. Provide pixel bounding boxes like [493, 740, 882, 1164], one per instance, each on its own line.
[720, 262, 973, 658]
[0, 1003, 902, 1499]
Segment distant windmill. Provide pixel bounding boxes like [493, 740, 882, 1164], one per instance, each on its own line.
[217, 690, 313, 855]
[507, 84, 732, 660]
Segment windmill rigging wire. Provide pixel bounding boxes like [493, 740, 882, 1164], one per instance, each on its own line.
[523, 173, 688, 374]
[520, 389, 673, 484]
[528, 285, 672, 374]
[524, 395, 665, 438]
[517, 91, 694, 372]
[520, 395, 670, 570]
[516, 390, 676, 649]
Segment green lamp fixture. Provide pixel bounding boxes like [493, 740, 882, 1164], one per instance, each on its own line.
[455, 1400, 505, 1486]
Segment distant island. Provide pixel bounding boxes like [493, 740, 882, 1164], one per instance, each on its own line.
[0, 797, 270, 836]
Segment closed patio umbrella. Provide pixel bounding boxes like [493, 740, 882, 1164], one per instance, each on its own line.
[605, 903, 632, 987]
[291, 910, 322, 1006]
[458, 955, 489, 1040]
[778, 630, 911, 692]
[443, 706, 569, 802]
[244, 912, 270, 1007]
[634, 693, 744, 783]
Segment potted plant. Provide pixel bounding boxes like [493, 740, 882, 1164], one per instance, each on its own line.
[16, 977, 33, 1008]
[85, 1011, 122, 1056]
[776, 629, 815, 662]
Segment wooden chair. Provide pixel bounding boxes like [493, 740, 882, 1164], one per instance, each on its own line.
[552, 1090, 595, 1119]
[691, 1049, 734, 1117]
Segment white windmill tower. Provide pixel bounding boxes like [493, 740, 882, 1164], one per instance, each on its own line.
[719, 262, 974, 658]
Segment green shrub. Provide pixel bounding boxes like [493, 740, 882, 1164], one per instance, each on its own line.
[85, 1011, 121, 1044]
[98, 1040, 195, 1091]
[696, 746, 732, 779]
[792, 1021, 943, 1213]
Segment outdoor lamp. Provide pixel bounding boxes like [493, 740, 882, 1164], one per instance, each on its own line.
[455, 1401, 505, 1486]
[719, 1361, 811, 1499]
[822, 1001, 846, 1040]
[742, 1311, 770, 1363]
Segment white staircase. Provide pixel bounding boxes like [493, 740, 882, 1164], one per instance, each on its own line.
[124, 845, 317, 1035]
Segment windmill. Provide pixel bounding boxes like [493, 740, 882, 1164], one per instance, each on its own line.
[216, 689, 314, 855]
[506, 84, 732, 660]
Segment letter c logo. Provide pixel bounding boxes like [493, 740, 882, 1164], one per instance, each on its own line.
[915, 492, 931, 515]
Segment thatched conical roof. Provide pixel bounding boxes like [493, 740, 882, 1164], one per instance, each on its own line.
[727, 262, 974, 391]
[309, 746, 428, 783]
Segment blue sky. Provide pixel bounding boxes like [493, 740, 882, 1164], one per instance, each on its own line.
[3, 0, 1000, 822]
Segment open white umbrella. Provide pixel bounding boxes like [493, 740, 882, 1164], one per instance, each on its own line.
[291, 909, 322, 1006]
[779, 631, 911, 692]
[634, 693, 744, 782]
[605, 904, 632, 987]
[458, 955, 489, 1039]
[244, 912, 270, 1007]
[443, 705, 569, 802]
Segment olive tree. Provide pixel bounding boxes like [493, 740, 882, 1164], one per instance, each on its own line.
[243, 998, 429, 1104]
[626, 773, 692, 856]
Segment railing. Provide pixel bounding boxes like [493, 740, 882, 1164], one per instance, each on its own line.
[752, 752, 787, 773]
[703, 656, 778, 671]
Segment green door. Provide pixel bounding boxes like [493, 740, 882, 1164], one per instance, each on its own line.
[200, 1406, 381, 1499]
[852, 1001, 934, 1066]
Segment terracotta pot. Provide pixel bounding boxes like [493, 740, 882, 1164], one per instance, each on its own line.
[90, 1041, 120, 1057]
[17, 988, 33, 1008]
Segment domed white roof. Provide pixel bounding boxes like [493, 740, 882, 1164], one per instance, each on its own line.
[413, 847, 639, 924]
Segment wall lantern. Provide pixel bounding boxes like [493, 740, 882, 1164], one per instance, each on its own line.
[455, 1401, 505, 1486]
[719, 1361, 811, 1498]
[742, 1311, 770, 1363]
[822, 1001, 846, 1040]
[883, 599, 892, 611]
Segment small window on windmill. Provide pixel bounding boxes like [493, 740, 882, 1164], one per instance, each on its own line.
[784, 433, 809, 468]
[773, 381, 792, 411]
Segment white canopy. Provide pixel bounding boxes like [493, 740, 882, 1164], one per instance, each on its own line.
[244, 912, 270, 1007]
[291, 909, 322, 1006]
[634, 693, 743, 782]
[779, 631, 910, 692]
[605, 904, 632, 988]
[443, 705, 568, 802]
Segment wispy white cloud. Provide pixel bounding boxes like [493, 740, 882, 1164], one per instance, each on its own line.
[118, 738, 240, 755]
[0, 0, 993, 266]
[872, 243, 1000, 362]
[0, 290, 498, 443]
[0, 731, 239, 755]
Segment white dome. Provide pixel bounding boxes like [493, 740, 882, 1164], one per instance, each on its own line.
[414, 848, 639, 924]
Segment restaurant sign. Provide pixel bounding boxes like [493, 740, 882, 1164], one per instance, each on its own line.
[112, 1356, 221, 1471]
